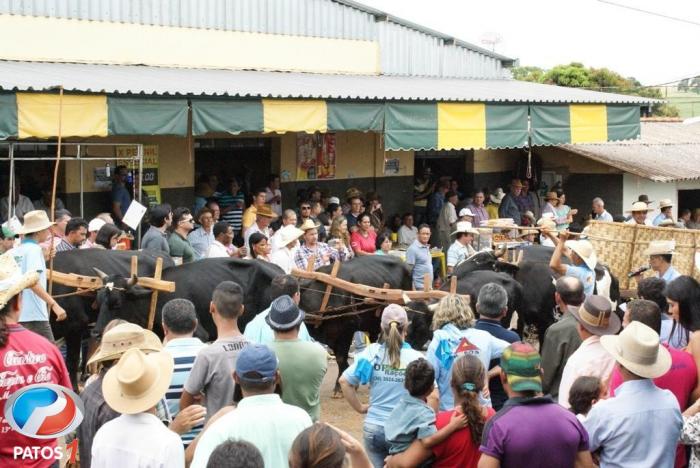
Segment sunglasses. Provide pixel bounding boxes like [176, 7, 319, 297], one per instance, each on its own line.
[301, 206, 311, 210]
[181, 218, 194, 223]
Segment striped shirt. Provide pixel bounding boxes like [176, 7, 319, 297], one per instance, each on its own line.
[56, 238, 76, 252]
[216, 191, 245, 232]
[163, 337, 206, 446]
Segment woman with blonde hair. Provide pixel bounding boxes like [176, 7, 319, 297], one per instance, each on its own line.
[339, 304, 425, 467]
[328, 216, 353, 260]
[426, 294, 510, 410]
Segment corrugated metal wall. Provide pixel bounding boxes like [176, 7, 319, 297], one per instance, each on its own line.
[0, 0, 508, 78]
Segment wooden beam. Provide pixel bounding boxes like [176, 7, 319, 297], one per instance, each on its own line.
[147, 257, 164, 331]
[319, 260, 340, 313]
[130, 256, 138, 279]
[48, 270, 175, 293]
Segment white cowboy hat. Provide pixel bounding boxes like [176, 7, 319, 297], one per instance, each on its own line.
[298, 219, 321, 231]
[103, 348, 174, 414]
[564, 239, 598, 270]
[17, 210, 54, 235]
[644, 240, 675, 257]
[87, 322, 163, 366]
[0, 252, 39, 309]
[458, 208, 475, 218]
[452, 221, 479, 236]
[658, 219, 677, 227]
[271, 224, 304, 249]
[536, 217, 557, 231]
[490, 188, 505, 204]
[658, 199, 674, 209]
[600, 321, 671, 379]
[625, 202, 652, 213]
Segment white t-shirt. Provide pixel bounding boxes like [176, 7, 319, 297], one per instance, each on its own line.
[207, 240, 230, 258]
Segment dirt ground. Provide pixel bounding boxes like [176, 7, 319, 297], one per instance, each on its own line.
[319, 359, 367, 441]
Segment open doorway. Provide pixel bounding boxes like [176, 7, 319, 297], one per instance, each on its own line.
[678, 189, 700, 212]
[414, 150, 470, 198]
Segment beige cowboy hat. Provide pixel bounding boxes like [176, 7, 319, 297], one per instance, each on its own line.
[272, 224, 304, 248]
[0, 251, 39, 309]
[87, 322, 163, 366]
[600, 321, 671, 379]
[523, 210, 536, 224]
[658, 219, 677, 227]
[658, 199, 674, 210]
[536, 217, 557, 231]
[564, 239, 598, 270]
[511, 179, 524, 188]
[644, 240, 675, 257]
[490, 188, 505, 204]
[544, 192, 560, 202]
[625, 202, 652, 213]
[299, 219, 321, 231]
[255, 204, 278, 219]
[103, 348, 174, 414]
[518, 228, 539, 238]
[451, 221, 479, 236]
[17, 210, 54, 235]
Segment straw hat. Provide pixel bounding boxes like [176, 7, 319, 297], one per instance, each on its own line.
[600, 321, 671, 379]
[658, 199, 673, 209]
[544, 192, 559, 202]
[271, 224, 304, 248]
[518, 228, 539, 238]
[658, 219, 676, 227]
[644, 240, 675, 257]
[511, 179, 524, 188]
[255, 204, 278, 219]
[87, 323, 163, 366]
[490, 188, 505, 204]
[625, 202, 652, 213]
[17, 210, 54, 235]
[102, 348, 174, 414]
[452, 221, 479, 236]
[570, 295, 620, 336]
[0, 252, 39, 309]
[523, 210, 536, 224]
[564, 239, 598, 270]
[458, 208, 475, 218]
[299, 219, 321, 231]
[536, 217, 556, 231]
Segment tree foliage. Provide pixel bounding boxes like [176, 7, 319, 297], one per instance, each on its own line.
[511, 62, 679, 117]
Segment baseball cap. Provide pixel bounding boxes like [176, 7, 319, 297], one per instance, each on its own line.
[1, 225, 17, 239]
[88, 218, 106, 233]
[235, 344, 278, 384]
[500, 342, 542, 392]
[381, 304, 408, 330]
[328, 196, 340, 205]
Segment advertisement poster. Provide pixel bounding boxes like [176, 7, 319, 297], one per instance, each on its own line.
[384, 158, 400, 175]
[296, 134, 336, 181]
[116, 145, 161, 207]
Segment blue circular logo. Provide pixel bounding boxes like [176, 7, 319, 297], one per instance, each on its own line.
[4, 384, 84, 439]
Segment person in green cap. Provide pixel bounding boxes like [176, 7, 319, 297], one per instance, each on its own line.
[0, 225, 17, 254]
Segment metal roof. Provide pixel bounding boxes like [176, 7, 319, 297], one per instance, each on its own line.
[0, 61, 656, 105]
[561, 121, 700, 182]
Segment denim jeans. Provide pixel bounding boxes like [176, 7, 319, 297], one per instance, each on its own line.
[363, 422, 389, 468]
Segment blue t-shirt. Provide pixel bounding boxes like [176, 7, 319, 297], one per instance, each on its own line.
[406, 240, 433, 290]
[385, 395, 436, 454]
[565, 264, 595, 297]
[111, 183, 131, 216]
[342, 342, 424, 426]
[243, 306, 312, 345]
[12, 239, 48, 322]
[426, 323, 510, 410]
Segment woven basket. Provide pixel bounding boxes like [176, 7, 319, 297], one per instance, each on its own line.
[585, 221, 700, 290]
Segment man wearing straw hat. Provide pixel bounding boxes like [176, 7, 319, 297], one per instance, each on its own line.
[12, 210, 67, 341]
[294, 219, 346, 271]
[625, 201, 653, 226]
[584, 321, 682, 467]
[269, 225, 304, 274]
[244, 204, 278, 253]
[545, 229, 597, 297]
[645, 240, 681, 283]
[91, 348, 185, 468]
[446, 221, 478, 275]
[653, 198, 675, 226]
[0, 251, 72, 467]
[499, 179, 523, 225]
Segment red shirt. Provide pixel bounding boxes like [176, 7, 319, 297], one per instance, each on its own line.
[609, 343, 696, 468]
[0, 324, 72, 468]
[432, 407, 496, 468]
[350, 230, 377, 254]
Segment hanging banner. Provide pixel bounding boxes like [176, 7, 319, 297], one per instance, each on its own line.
[116, 144, 161, 206]
[296, 134, 336, 181]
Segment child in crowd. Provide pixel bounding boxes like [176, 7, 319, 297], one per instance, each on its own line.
[384, 358, 467, 457]
[569, 375, 605, 422]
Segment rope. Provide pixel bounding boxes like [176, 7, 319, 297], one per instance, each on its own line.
[298, 285, 432, 317]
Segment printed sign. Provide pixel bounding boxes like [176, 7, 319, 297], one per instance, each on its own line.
[116, 145, 161, 206]
[296, 134, 336, 181]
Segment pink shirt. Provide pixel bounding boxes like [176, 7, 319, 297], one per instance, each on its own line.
[610, 343, 695, 468]
[558, 335, 616, 408]
[350, 230, 377, 254]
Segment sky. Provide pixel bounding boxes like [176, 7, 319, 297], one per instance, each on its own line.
[361, 0, 700, 85]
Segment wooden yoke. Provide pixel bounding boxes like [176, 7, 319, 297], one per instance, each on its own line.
[146, 257, 164, 331]
[319, 260, 340, 313]
[48, 270, 175, 294]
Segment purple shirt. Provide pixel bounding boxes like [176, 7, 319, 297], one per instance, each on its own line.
[467, 203, 489, 228]
[480, 396, 589, 467]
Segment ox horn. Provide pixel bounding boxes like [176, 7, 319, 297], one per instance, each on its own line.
[494, 245, 507, 258]
[127, 275, 138, 288]
[93, 268, 109, 281]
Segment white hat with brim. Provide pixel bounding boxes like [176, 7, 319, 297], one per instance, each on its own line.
[88, 218, 106, 233]
[600, 321, 672, 379]
[644, 240, 675, 257]
[490, 189, 505, 204]
[0, 252, 40, 309]
[17, 210, 54, 235]
[659, 199, 674, 209]
[452, 221, 479, 236]
[103, 348, 174, 414]
[299, 219, 321, 231]
[271, 224, 304, 248]
[625, 202, 652, 213]
[564, 239, 598, 270]
[518, 228, 540, 238]
[458, 208, 475, 218]
[87, 323, 163, 366]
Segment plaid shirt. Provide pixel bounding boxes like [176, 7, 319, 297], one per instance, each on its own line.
[293, 242, 346, 270]
[55, 238, 76, 252]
